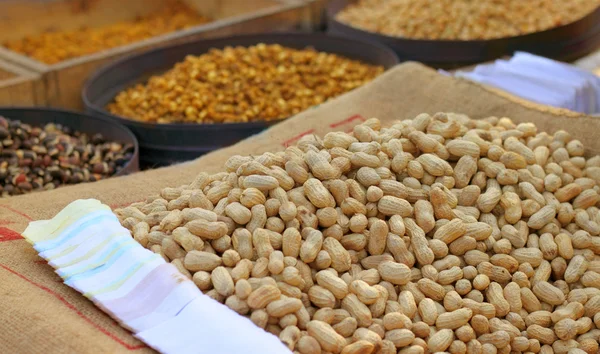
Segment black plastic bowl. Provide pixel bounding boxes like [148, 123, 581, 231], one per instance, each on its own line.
[0, 107, 139, 176]
[82, 33, 399, 168]
[328, 0, 600, 68]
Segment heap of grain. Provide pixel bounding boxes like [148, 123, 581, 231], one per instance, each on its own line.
[107, 44, 384, 124]
[3, 0, 209, 64]
[337, 0, 600, 41]
[118, 113, 600, 354]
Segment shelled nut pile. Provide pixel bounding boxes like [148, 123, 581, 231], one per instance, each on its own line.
[0, 116, 134, 197]
[118, 113, 600, 354]
[107, 44, 384, 124]
[337, 0, 600, 40]
[3, 1, 209, 64]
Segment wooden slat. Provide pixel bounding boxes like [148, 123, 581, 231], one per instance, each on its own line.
[0, 67, 15, 81]
[0, 59, 44, 106]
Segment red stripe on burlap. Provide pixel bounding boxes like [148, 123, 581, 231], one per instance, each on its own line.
[0, 227, 23, 242]
[0, 205, 33, 221]
[329, 114, 366, 128]
[0, 264, 146, 350]
[0, 204, 31, 241]
[109, 200, 144, 210]
[282, 129, 315, 147]
[280, 114, 366, 148]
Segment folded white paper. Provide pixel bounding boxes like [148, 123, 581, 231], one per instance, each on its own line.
[92, 256, 166, 302]
[22, 199, 292, 354]
[66, 246, 156, 293]
[454, 52, 600, 114]
[136, 296, 290, 354]
[495, 59, 596, 113]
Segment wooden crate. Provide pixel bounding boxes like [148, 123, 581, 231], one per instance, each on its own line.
[0, 59, 45, 106]
[0, 0, 314, 110]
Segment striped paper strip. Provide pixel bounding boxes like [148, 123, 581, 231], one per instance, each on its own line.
[22, 199, 291, 354]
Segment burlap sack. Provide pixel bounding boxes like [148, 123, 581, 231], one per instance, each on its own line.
[1, 62, 599, 353]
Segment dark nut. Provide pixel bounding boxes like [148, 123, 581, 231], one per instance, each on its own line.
[0, 115, 132, 197]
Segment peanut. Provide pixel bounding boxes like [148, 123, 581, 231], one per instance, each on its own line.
[118, 114, 600, 353]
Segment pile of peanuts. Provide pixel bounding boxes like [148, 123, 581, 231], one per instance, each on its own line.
[118, 113, 600, 354]
[107, 44, 384, 124]
[336, 0, 600, 40]
[3, 1, 209, 64]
